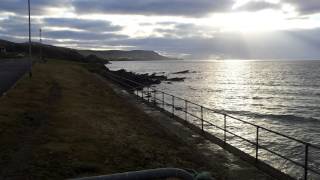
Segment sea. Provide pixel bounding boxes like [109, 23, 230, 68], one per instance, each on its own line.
[107, 60, 320, 179]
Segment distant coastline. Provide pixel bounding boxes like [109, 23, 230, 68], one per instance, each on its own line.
[0, 39, 180, 62]
[78, 49, 181, 61]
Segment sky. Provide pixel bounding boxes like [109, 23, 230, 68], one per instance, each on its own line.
[0, 0, 320, 60]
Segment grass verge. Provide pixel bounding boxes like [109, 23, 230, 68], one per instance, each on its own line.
[0, 60, 225, 179]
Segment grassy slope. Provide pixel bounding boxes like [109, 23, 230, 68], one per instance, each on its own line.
[0, 60, 223, 179]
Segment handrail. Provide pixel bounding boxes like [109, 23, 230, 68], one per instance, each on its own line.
[107, 72, 320, 147]
[71, 168, 195, 180]
[105, 71, 320, 180]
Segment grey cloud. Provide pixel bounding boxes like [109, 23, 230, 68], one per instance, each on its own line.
[239, 0, 320, 15]
[153, 22, 215, 38]
[235, 1, 280, 11]
[234, 0, 320, 15]
[139, 23, 154, 26]
[44, 30, 128, 41]
[1, 0, 319, 18]
[0, 16, 41, 37]
[0, 0, 70, 15]
[72, 0, 234, 17]
[44, 18, 122, 32]
[0, 15, 126, 43]
[284, 0, 320, 15]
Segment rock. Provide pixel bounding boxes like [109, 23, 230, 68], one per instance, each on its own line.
[107, 69, 168, 89]
[172, 70, 190, 74]
[172, 70, 197, 74]
[166, 77, 186, 82]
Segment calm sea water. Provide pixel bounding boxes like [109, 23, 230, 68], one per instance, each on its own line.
[107, 60, 320, 178]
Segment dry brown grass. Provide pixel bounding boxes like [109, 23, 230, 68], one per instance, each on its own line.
[0, 60, 219, 179]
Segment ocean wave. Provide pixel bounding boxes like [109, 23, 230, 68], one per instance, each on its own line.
[222, 110, 320, 123]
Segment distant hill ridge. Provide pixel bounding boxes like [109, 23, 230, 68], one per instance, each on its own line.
[78, 49, 179, 61]
[0, 39, 178, 61]
[0, 39, 84, 61]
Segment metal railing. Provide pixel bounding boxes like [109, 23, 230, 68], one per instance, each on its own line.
[71, 168, 196, 180]
[105, 71, 320, 180]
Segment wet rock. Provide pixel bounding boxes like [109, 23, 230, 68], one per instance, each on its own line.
[166, 77, 186, 82]
[172, 70, 197, 74]
[172, 70, 190, 74]
[107, 69, 169, 89]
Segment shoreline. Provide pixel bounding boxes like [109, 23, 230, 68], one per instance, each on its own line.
[0, 59, 256, 179]
[0, 59, 276, 179]
[101, 60, 320, 180]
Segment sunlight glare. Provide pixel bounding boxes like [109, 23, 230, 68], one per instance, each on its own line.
[207, 8, 309, 33]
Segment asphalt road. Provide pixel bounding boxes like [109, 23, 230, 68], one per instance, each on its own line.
[0, 59, 31, 95]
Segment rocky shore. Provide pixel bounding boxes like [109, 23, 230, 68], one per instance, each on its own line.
[84, 63, 186, 90]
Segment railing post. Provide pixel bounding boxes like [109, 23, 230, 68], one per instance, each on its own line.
[201, 106, 204, 132]
[162, 92, 164, 109]
[304, 143, 309, 180]
[185, 100, 188, 121]
[256, 126, 259, 162]
[153, 90, 156, 106]
[172, 95, 175, 117]
[224, 114, 227, 143]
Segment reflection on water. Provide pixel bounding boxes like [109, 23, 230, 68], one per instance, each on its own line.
[108, 60, 320, 179]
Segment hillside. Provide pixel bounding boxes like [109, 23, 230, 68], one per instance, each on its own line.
[78, 50, 179, 61]
[0, 39, 84, 62]
[0, 39, 179, 62]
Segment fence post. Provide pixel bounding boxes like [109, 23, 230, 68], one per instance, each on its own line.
[201, 106, 204, 132]
[256, 126, 259, 162]
[162, 92, 164, 109]
[304, 143, 309, 180]
[224, 114, 227, 143]
[172, 95, 175, 117]
[185, 100, 188, 121]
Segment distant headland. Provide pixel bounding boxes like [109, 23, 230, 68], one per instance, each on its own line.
[0, 39, 180, 62]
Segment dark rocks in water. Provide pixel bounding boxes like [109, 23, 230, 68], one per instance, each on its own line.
[98, 66, 185, 90]
[172, 70, 197, 74]
[108, 69, 168, 89]
[150, 73, 167, 81]
[166, 77, 186, 82]
[172, 70, 190, 74]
